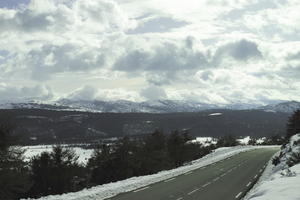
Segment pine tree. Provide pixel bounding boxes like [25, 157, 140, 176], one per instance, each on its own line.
[286, 109, 300, 139]
[88, 144, 115, 185]
[29, 146, 83, 197]
[167, 130, 186, 167]
[0, 123, 30, 200]
[137, 130, 171, 174]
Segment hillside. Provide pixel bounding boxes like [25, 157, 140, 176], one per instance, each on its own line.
[0, 109, 289, 145]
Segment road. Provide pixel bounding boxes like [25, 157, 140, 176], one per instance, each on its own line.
[107, 148, 278, 200]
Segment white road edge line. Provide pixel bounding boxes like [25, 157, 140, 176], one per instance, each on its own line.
[176, 198, 183, 200]
[187, 188, 199, 195]
[259, 169, 263, 172]
[246, 182, 252, 187]
[164, 178, 176, 183]
[185, 171, 193, 175]
[235, 192, 243, 199]
[254, 174, 258, 179]
[133, 186, 150, 193]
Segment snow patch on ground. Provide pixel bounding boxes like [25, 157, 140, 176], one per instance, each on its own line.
[191, 137, 217, 146]
[238, 136, 251, 145]
[22, 145, 93, 165]
[256, 137, 267, 144]
[245, 134, 300, 200]
[27, 146, 272, 200]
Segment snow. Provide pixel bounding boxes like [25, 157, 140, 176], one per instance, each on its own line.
[256, 137, 267, 144]
[245, 164, 300, 200]
[26, 145, 273, 200]
[238, 136, 251, 145]
[208, 113, 222, 116]
[191, 137, 217, 146]
[245, 134, 300, 200]
[22, 145, 94, 165]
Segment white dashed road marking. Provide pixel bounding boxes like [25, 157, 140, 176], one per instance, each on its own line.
[202, 182, 211, 187]
[246, 182, 252, 187]
[133, 186, 149, 193]
[213, 177, 220, 182]
[164, 178, 176, 183]
[235, 192, 242, 199]
[187, 188, 199, 195]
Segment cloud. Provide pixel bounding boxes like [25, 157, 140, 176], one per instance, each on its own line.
[287, 51, 300, 61]
[0, 84, 53, 102]
[213, 39, 263, 66]
[0, 0, 135, 34]
[113, 37, 208, 74]
[140, 85, 167, 100]
[27, 43, 106, 80]
[128, 16, 189, 34]
[66, 85, 142, 101]
[0, 0, 300, 104]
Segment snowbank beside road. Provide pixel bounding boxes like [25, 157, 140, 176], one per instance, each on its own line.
[245, 134, 300, 200]
[28, 145, 271, 200]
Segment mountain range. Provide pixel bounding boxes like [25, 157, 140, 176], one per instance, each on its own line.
[0, 99, 300, 113]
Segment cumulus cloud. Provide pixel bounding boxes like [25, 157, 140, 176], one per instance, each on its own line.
[0, 0, 135, 80]
[27, 44, 106, 80]
[213, 39, 263, 66]
[140, 85, 167, 100]
[128, 15, 189, 34]
[113, 38, 208, 72]
[0, 0, 135, 34]
[0, 83, 53, 102]
[66, 85, 142, 102]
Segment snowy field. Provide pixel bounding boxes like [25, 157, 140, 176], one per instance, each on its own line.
[22, 145, 94, 165]
[245, 134, 300, 200]
[22, 136, 264, 164]
[25, 145, 273, 200]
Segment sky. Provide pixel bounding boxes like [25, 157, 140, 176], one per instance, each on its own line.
[0, 0, 300, 104]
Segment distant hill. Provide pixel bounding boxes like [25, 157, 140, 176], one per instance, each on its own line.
[0, 109, 289, 145]
[258, 101, 300, 113]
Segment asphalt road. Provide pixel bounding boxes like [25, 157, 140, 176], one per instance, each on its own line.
[107, 147, 279, 200]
